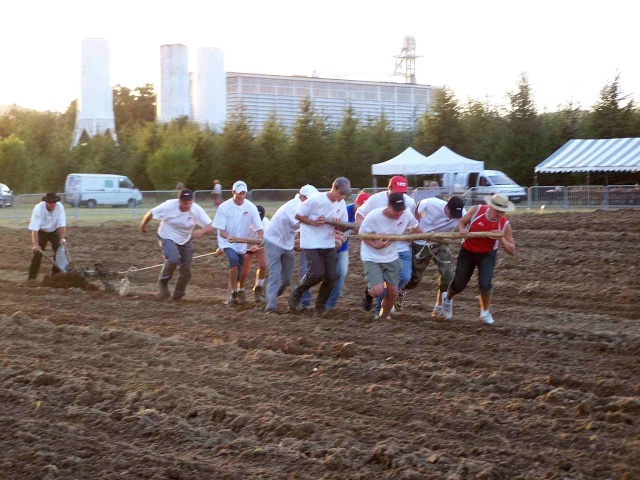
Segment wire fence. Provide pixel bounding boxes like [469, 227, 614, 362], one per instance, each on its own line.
[2, 185, 639, 224]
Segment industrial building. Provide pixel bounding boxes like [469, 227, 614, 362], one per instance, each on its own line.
[226, 72, 437, 131]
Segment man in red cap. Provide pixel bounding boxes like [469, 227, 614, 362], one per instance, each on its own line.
[325, 190, 370, 309]
[356, 176, 415, 316]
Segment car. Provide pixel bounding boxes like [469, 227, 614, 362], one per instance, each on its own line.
[0, 183, 14, 208]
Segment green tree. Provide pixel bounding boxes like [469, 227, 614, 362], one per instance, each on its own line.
[146, 144, 197, 189]
[255, 112, 289, 188]
[0, 134, 30, 192]
[414, 86, 463, 155]
[584, 73, 637, 138]
[113, 83, 156, 127]
[219, 105, 256, 186]
[333, 104, 369, 185]
[288, 98, 331, 186]
[460, 98, 505, 162]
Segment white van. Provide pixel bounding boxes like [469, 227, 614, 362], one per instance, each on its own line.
[0, 183, 14, 207]
[65, 174, 143, 208]
[444, 170, 527, 204]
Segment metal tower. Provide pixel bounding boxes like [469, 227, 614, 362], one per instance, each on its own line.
[393, 35, 422, 84]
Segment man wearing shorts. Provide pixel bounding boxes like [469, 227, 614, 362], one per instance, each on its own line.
[212, 180, 263, 305]
[359, 192, 422, 320]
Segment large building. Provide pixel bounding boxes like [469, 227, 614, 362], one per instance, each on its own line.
[226, 72, 438, 131]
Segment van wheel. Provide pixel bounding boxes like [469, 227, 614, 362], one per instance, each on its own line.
[127, 198, 136, 208]
[86, 199, 97, 209]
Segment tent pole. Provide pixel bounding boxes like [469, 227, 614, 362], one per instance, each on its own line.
[373, 177, 377, 189]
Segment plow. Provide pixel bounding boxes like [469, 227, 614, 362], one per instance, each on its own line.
[41, 244, 119, 292]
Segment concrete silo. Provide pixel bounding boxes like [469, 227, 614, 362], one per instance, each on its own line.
[71, 38, 118, 148]
[158, 44, 191, 122]
[195, 47, 227, 130]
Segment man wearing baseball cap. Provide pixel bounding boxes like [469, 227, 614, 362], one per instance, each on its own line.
[262, 184, 319, 313]
[359, 192, 423, 320]
[140, 189, 213, 301]
[401, 196, 466, 317]
[288, 177, 350, 313]
[356, 176, 416, 317]
[213, 180, 264, 305]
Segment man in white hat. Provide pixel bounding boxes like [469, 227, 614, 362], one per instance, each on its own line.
[262, 184, 319, 313]
[212, 180, 264, 305]
[441, 194, 516, 325]
[27, 192, 67, 280]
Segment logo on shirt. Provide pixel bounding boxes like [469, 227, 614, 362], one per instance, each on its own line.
[243, 211, 248, 215]
[396, 221, 403, 226]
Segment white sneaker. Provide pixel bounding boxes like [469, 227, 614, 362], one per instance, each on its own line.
[441, 292, 453, 320]
[480, 310, 495, 325]
[431, 305, 443, 317]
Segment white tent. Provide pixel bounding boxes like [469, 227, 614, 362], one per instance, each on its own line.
[535, 138, 640, 173]
[371, 146, 484, 176]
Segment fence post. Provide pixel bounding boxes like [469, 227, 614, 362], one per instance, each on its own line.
[563, 188, 568, 211]
[604, 186, 609, 211]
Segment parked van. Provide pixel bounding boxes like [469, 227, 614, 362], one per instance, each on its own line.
[0, 183, 14, 207]
[444, 170, 527, 204]
[65, 174, 143, 208]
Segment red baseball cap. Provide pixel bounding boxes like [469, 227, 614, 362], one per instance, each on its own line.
[389, 175, 408, 193]
[354, 192, 370, 205]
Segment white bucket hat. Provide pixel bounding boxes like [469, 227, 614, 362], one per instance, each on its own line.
[484, 194, 516, 213]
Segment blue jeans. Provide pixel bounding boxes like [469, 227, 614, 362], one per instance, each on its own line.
[265, 240, 295, 311]
[326, 249, 349, 309]
[375, 249, 412, 313]
[159, 237, 193, 299]
[298, 251, 312, 307]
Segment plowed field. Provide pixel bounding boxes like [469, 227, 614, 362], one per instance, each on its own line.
[1, 210, 639, 479]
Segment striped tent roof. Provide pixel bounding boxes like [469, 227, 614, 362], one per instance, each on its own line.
[535, 138, 640, 173]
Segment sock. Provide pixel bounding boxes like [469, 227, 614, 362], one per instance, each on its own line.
[257, 279, 265, 287]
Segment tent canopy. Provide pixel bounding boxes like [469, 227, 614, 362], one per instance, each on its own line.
[535, 138, 640, 173]
[371, 146, 484, 176]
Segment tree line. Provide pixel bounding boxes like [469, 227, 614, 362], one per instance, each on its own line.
[1, 74, 639, 194]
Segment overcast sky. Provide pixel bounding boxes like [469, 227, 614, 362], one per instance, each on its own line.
[1, 0, 638, 113]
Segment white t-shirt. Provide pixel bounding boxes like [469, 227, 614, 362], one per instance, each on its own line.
[152, 199, 212, 245]
[248, 216, 270, 240]
[359, 207, 419, 263]
[356, 191, 416, 252]
[296, 193, 348, 249]
[414, 197, 466, 246]
[264, 197, 302, 250]
[29, 202, 66, 232]
[213, 198, 263, 253]
[213, 184, 222, 194]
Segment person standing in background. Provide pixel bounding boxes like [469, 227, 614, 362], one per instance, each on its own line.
[212, 180, 222, 206]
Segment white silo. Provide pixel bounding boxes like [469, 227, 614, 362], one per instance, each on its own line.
[158, 44, 191, 122]
[195, 47, 227, 130]
[71, 38, 118, 148]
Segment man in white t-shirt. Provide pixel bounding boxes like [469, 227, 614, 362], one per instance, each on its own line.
[212, 180, 264, 305]
[288, 177, 350, 313]
[360, 192, 422, 320]
[404, 196, 465, 317]
[238, 205, 270, 302]
[28, 192, 67, 280]
[263, 184, 319, 313]
[140, 189, 213, 301]
[356, 175, 416, 315]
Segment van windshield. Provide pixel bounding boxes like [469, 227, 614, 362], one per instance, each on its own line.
[488, 174, 518, 186]
[119, 178, 134, 188]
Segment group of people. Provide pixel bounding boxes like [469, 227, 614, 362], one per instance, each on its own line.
[28, 177, 515, 324]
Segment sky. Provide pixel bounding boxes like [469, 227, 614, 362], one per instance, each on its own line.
[1, 0, 639, 114]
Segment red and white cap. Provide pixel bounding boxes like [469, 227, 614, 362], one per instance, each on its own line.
[389, 175, 408, 193]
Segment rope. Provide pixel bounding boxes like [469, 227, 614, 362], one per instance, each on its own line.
[117, 251, 221, 276]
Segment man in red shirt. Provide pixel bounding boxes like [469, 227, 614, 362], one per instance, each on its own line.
[441, 194, 516, 324]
